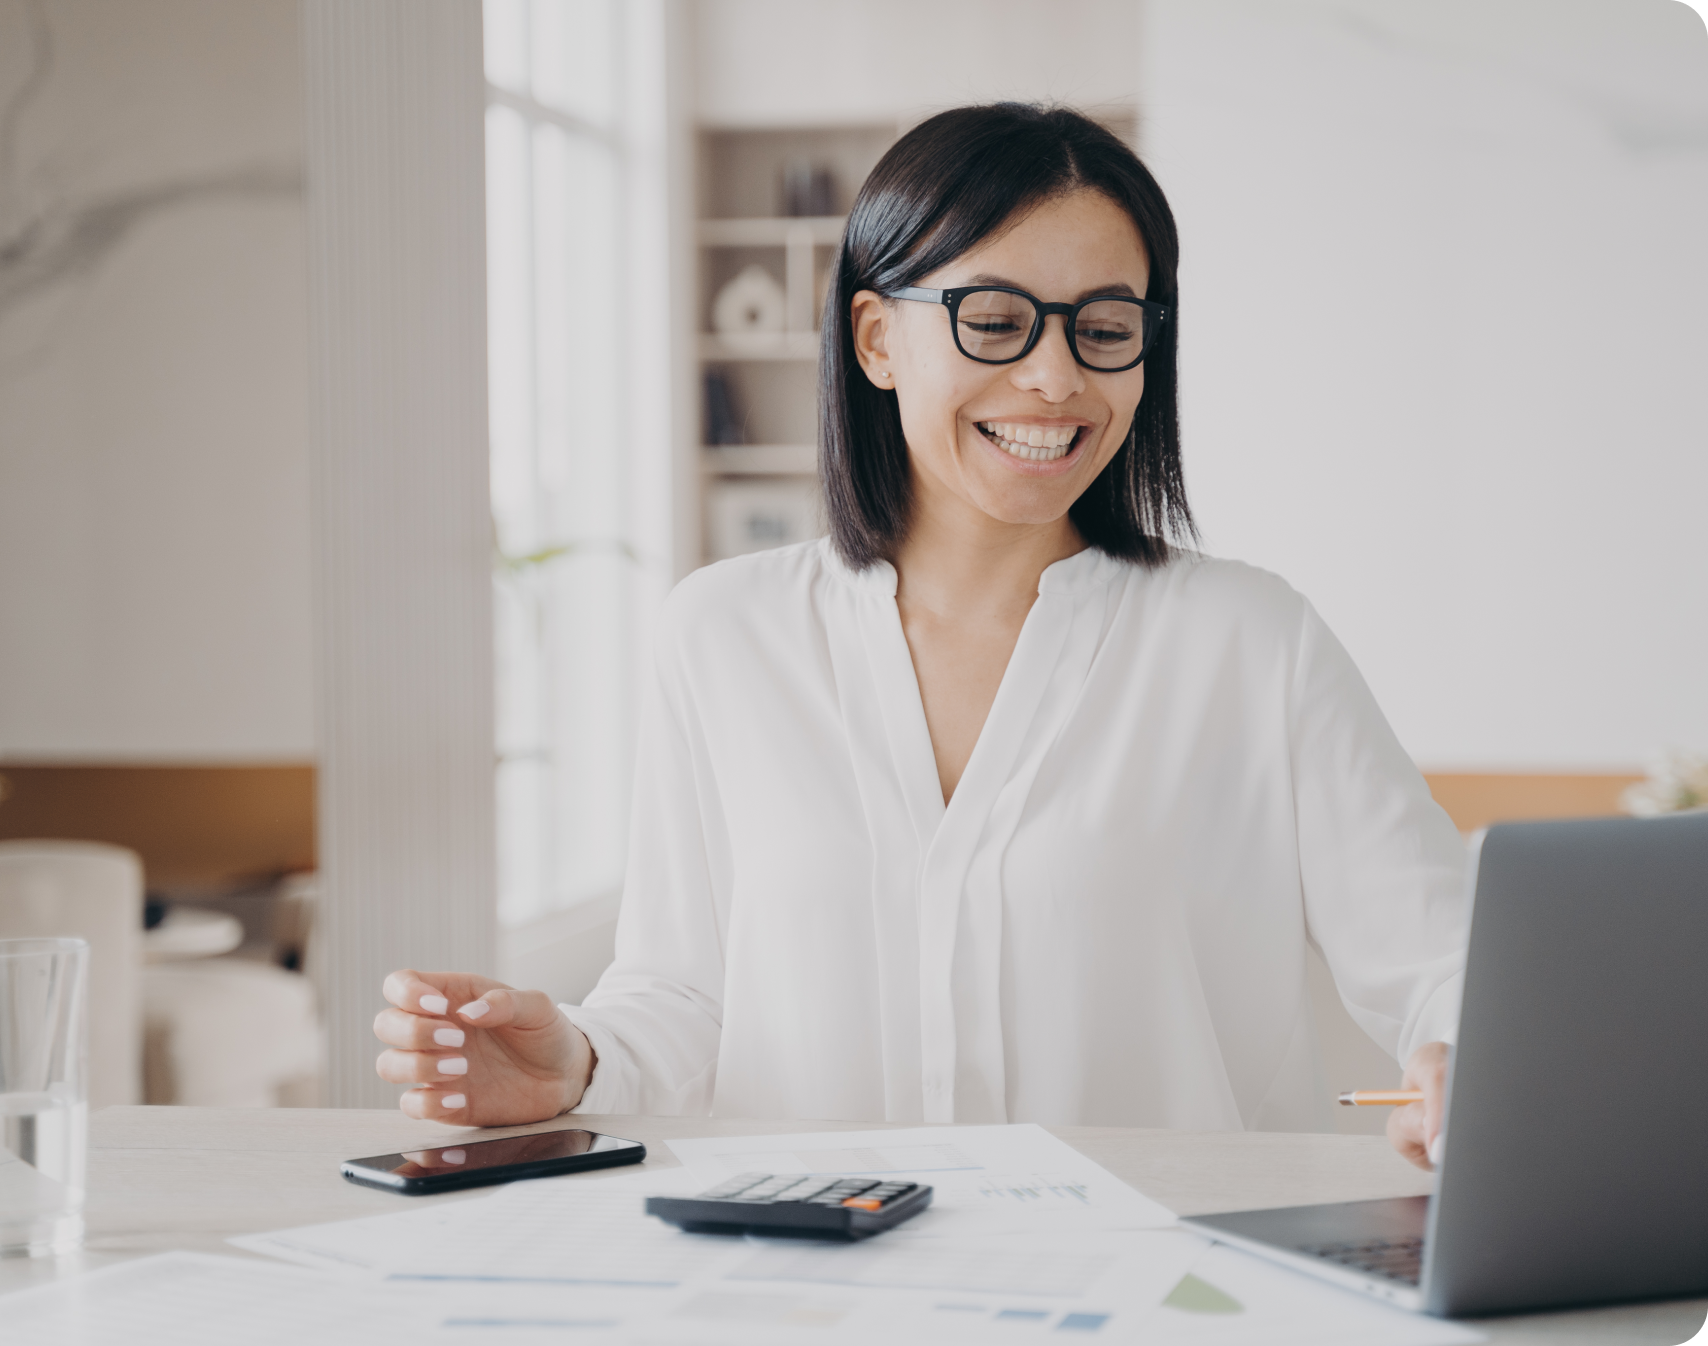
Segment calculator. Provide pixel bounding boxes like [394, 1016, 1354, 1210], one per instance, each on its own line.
[645, 1173, 933, 1240]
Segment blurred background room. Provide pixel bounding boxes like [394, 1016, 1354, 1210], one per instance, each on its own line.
[1, 0, 1703, 1124]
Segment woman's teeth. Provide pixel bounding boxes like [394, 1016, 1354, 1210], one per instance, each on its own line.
[978, 421, 1080, 462]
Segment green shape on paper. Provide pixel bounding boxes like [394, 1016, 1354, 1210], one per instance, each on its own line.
[1163, 1273, 1244, 1314]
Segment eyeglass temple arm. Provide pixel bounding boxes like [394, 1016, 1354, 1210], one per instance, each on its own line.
[886, 287, 946, 304]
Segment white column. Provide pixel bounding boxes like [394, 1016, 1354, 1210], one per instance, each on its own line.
[301, 0, 496, 1107]
[624, 0, 701, 593]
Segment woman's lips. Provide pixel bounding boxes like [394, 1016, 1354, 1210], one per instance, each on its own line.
[972, 420, 1097, 478]
[977, 420, 1082, 462]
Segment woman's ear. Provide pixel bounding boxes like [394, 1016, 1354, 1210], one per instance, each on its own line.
[850, 289, 895, 389]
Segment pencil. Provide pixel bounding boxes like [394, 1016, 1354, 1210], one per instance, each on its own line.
[1337, 1089, 1424, 1106]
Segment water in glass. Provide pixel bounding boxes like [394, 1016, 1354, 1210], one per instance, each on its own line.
[0, 938, 89, 1256]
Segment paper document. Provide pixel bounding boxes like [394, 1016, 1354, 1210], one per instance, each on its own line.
[666, 1122, 1178, 1235]
[0, 1252, 436, 1346]
[226, 1163, 1199, 1343]
[233, 1172, 739, 1288]
[0, 1236, 1486, 1346]
[643, 1229, 1209, 1344]
[729, 1228, 1201, 1300]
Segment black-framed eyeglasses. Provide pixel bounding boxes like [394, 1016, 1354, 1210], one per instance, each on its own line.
[885, 286, 1167, 372]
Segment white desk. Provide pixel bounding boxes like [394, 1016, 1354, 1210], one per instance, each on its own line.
[4, 1106, 1702, 1344]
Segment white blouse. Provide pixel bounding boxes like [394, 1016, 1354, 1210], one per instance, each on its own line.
[564, 538, 1467, 1132]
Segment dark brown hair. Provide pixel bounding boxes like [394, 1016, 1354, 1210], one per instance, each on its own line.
[819, 102, 1194, 568]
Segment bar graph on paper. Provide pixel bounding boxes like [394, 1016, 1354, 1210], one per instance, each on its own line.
[975, 1175, 1094, 1207]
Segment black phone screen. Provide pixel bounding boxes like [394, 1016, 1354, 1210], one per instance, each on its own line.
[344, 1129, 644, 1192]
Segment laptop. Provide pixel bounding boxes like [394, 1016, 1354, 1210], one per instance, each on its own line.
[1181, 811, 1708, 1318]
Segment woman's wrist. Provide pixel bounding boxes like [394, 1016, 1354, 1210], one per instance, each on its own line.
[558, 1020, 596, 1115]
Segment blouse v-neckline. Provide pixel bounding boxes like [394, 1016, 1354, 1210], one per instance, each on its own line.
[846, 542, 1120, 848]
[823, 539, 1126, 1121]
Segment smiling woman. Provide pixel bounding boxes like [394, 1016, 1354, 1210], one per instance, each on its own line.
[822, 105, 1188, 569]
[376, 104, 1463, 1173]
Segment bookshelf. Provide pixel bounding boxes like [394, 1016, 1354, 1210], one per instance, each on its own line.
[695, 125, 894, 563]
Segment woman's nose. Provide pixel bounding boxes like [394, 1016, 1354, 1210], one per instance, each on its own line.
[1011, 314, 1085, 400]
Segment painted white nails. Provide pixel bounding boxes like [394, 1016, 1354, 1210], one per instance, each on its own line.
[433, 1027, 465, 1048]
[458, 998, 491, 1020]
[419, 994, 449, 1015]
[1427, 1133, 1444, 1166]
[441, 1149, 467, 1165]
[439, 1057, 469, 1076]
[441, 1093, 466, 1110]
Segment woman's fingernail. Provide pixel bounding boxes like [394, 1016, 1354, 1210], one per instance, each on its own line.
[441, 1093, 466, 1110]
[419, 994, 449, 1015]
[442, 1149, 466, 1165]
[433, 1027, 465, 1048]
[439, 1057, 469, 1076]
[458, 999, 490, 1020]
[1428, 1133, 1444, 1166]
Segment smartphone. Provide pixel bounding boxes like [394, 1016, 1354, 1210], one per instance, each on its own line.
[342, 1127, 646, 1195]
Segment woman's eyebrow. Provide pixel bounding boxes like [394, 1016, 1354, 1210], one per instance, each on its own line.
[961, 273, 1141, 301]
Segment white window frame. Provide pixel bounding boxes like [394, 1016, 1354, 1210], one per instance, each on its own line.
[486, 0, 648, 930]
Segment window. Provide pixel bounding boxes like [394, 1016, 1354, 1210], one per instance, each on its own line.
[485, 0, 632, 925]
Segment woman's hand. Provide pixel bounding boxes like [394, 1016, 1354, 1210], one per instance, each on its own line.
[373, 970, 595, 1126]
[1387, 1041, 1450, 1171]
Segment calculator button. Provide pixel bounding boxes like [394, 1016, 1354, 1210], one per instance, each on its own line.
[735, 1179, 803, 1200]
[701, 1177, 765, 1199]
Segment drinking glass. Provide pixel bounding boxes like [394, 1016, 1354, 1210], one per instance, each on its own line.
[0, 938, 89, 1257]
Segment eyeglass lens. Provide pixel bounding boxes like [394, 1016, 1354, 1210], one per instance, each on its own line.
[953, 290, 1150, 369]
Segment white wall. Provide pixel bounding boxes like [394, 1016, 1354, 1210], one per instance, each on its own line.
[1140, 0, 1708, 769]
[0, 0, 313, 761]
[692, 0, 1144, 125]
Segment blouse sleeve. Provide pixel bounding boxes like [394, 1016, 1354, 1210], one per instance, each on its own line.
[558, 601, 731, 1115]
[1289, 598, 1469, 1064]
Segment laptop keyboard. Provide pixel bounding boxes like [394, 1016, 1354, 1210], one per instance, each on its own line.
[1301, 1237, 1425, 1286]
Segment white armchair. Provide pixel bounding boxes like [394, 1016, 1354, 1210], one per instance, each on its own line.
[0, 840, 143, 1107]
[142, 956, 321, 1108]
[0, 839, 323, 1109]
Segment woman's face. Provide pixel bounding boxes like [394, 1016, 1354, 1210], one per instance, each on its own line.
[852, 189, 1152, 533]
